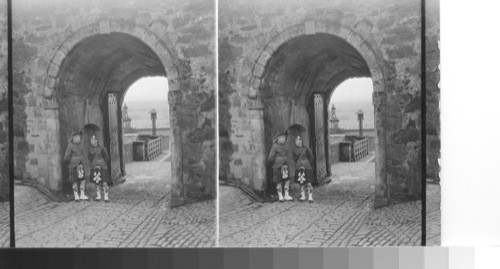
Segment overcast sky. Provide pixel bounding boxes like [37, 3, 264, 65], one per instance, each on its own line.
[329, 77, 373, 105]
[123, 76, 372, 106]
[123, 76, 169, 102]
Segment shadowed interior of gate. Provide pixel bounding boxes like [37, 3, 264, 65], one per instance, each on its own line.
[54, 33, 167, 194]
[261, 33, 372, 192]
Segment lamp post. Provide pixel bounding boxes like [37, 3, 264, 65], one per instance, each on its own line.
[356, 109, 364, 137]
[149, 109, 157, 136]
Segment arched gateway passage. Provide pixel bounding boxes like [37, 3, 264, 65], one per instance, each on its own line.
[252, 24, 388, 207]
[55, 32, 168, 193]
[45, 22, 188, 204]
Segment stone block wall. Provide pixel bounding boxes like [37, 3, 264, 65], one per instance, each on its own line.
[12, 0, 215, 206]
[426, 0, 440, 181]
[0, 0, 8, 201]
[219, 0, 427, 203]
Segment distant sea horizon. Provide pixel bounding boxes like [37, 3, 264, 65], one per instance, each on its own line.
[123, 100, 170, 129]
[330, 101, 375, 129]
[124, 100, 374, 130]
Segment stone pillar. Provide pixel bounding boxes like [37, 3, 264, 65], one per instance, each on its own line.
[249, 98, 266, 192]
[373, 91, 388, 208]
[356, 109, 364, 137]
[150, 109, 157, 136]
[45, 102, 62, 191]
[250, 108, 266, 191]
[168, 91, 184, 207]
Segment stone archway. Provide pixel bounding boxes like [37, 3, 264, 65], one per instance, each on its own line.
[42, 20, 189, 206]
[246, 20, 389, 207]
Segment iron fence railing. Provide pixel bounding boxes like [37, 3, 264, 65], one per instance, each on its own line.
[145, 136, 162, 161]
[338, 136, 370, 162]
[352, 138, 369, 162]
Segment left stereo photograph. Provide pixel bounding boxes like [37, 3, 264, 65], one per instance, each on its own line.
[11, 0, 216, 247]
[0, 0, 9, 248]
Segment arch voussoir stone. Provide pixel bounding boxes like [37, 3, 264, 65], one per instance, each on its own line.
[344, 31, 365, 50]
[149, 20, 169, 38]
[47, 62, 59, 78]
[141, 32, 160, 49]
[52, 51, 66, 68]
[252, 63, 266, 79]
[99, 20, 111, 34]
[257, 50, 272, 67]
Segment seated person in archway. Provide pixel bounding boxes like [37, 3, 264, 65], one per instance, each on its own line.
[267, 132, 293, 202]
[63, 132, 89, 202]
[293, 136, 314, 203]
[88, 134, 111, 202]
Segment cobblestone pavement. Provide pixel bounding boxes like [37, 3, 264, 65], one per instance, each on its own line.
[0, 202, 10, 247]
[220, 162, 422, 247]
[426, 183, 441, 246]
[14, 155, 216, 247]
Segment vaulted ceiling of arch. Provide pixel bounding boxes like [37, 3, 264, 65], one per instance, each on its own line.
[261, 33, 371, 103]
[55, 32, 166, 103]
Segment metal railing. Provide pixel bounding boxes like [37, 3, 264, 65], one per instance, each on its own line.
[352, 138, 369, 161]
[338, 136, 370, 162]
[145, 136, 162, 161]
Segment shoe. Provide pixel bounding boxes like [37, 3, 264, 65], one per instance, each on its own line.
[104, 190, 110, 203]
[308, 192, 314, 203]
[278, 192, 284, 202]
[284, 190, 293, 201]
[73, 188, 80, 202]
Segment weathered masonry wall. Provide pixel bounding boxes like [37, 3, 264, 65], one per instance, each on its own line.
[426, 0, 440, 182]
[13, 0, 216, 206]
[0, 1, 8, 201]
[219, 0, 430, 204]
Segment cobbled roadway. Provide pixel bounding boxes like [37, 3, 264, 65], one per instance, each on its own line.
[12, 155, 216, 247]
[220, 162, 440, 247]
[0, 161, 440, 247]
[0, 201, 9, 247]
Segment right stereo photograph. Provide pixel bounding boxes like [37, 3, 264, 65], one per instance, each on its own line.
[218, 0, 440, 247]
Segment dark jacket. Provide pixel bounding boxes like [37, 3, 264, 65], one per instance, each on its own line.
[293, 146, 314, 170]
[268, 137, 289, 169]
[64, 142, 84, 168]
[88, 145, 110, 170]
